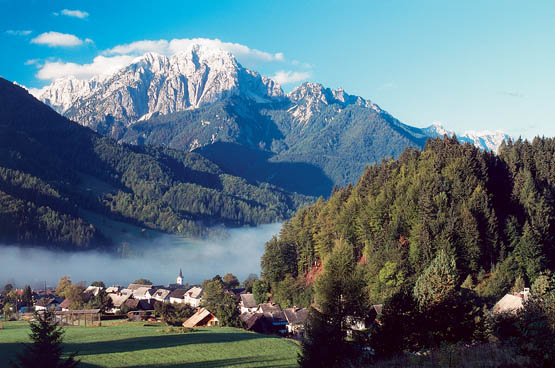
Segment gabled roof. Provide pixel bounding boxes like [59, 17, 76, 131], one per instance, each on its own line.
[84, 286, 103, 297]
[493, 294, 524, 315]
[132, 286, 152, 298]
[240, 293, 257, 309]
[59, 299, 71, 309]
[105, 286, 121, 293]
[120, 288, 133, 296]
[185, 287, 203, 299]
[168, 289, 187, 299]
[127, 283, 151, 291]
[257, 303, 281, 314]
[240, 312, 264, 329]
[35, 297, 57, 307]
[283, 307, 308, 325]
[108, 293, 131, 308]
[182, 308, 218, 328]
[153, 289, 171, 299]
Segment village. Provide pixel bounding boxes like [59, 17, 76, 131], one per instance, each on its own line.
[0, 270, 316, 339]
[0, 268, 531, 339]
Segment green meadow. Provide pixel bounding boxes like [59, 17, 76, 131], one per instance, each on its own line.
[0, 321, 300, 367]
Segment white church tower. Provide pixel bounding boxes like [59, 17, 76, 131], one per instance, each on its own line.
[177, 269, 183, 286]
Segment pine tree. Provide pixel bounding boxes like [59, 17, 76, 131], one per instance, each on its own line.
[413, 249, 459, 309]
[298, 239, 368, 367]
[11, 310, 79, 368]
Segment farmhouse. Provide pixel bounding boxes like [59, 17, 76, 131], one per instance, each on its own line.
[239, 293, 257, 313]
[283, 307, 308, 335]
[168, 289, 187, 304]
[493, 288, 530, 315]
[257, 303, 288, 334]
[107, 293, 131, 313]
[240, 312, 273, 334]
[183, 287, 203, 307]
[132, 286, 153, 300]
[34, 297, 59, 311]
[151, 288, 171, 303]
[183, 308, 219, 327]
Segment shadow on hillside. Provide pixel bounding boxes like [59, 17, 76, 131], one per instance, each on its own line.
[195, 142, 334, 197]
[62, 330, 272, 357]
[79, 355, 296, 368]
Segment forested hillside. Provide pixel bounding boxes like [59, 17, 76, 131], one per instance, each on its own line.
[262, 136, 554, 307]
[0, 78, 311, 249]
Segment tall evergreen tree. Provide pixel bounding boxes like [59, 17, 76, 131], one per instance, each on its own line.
[11, 310, 79, 368]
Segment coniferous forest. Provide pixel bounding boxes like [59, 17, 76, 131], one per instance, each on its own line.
[0, 79, 311, 249]
[261, 136, 555, 366]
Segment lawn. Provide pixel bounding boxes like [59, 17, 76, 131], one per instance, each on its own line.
[0, 321, 300, 367]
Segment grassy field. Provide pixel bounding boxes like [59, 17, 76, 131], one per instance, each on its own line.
[0, 321, 300, 367]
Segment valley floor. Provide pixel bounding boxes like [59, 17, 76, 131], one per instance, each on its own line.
[0, 321, 300, 367]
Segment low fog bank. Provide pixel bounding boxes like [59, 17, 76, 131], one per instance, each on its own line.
[0, 223, 282, 288]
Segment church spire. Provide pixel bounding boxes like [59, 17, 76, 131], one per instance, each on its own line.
[177, 268, 183, 285]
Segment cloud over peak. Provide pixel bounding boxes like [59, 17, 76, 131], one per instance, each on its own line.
[31, 31, 92, 47]
[104, 37, 285, 64]
[271, 70, 312, 85]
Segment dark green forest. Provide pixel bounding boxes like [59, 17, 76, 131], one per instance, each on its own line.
[262, 136, 554, 306]
[0, 78, 311, 249]
[260, 136, 554, 366]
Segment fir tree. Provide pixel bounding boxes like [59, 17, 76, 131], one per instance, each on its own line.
[11, 310, 79, 368]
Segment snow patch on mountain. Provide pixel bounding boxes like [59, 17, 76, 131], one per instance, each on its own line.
[31, 43, 284, 130]
[424, 123, 511, 152]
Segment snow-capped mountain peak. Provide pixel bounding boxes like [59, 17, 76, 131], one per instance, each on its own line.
[31, 43, 284, 132]
[423, 123, 511, 152]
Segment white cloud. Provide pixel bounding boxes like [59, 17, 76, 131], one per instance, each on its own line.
[24, 59, 40, 66]
[271, 70, 311, 85]
[6, 30, 32, 36]
[36, 55, 135, 80]
[32, 37, 311, 85]
[31, 31, 89, 47]
[105, 37, 285, 63]
[60, 9, 89, 19]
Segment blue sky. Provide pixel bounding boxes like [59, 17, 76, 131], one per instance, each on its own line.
[1, 0, 554, 138]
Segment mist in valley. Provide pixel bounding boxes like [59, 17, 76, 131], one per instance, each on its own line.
[0, 223, 282, 289]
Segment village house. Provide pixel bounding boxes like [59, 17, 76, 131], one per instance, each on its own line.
[168, 289, 188, 304]
[34, 297, 60, 311]
[240, 311, 270, 334]
[132, 286, 153, 301]
[169, 287, 203, 306]
[59, 299, 71, 311]
[257, 303, 288, 334]
[239, 293, 258, 314]
[84, 286, 103, 297]
[493, 288, 530, 315]
[183, 287, 203, 307]
[151, 288, 171, 303]
[105, 286, 122, 294]
[107, 293, 131, 314]
[182, 308, 219, 328]
[283, 307, 309, 336]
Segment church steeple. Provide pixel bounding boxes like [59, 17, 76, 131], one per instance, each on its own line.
[177, 269, 183, 285]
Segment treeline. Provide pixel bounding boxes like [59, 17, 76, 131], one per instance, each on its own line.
[262, 136, 554, 306]
[0, 78, 311, 249]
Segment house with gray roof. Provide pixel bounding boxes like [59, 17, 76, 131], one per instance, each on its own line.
[240, 293, 257, 313]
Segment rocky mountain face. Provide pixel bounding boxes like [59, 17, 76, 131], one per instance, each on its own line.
[423, 123, 510, 152]
[34, 45, 283, 138]
[32, 43, 507, 196]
